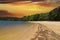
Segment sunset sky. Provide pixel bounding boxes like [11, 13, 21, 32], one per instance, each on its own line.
[0, 1, 59, 17]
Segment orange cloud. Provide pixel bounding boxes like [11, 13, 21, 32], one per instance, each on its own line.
[12, 14, 26, 18]
[37, 3, 57, 7]
[0, 2, 57, 18]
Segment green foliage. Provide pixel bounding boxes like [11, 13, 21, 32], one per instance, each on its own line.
[20, 13, 49, 21]
[0, 17, 20, 21]
[49, 6, 60, 21]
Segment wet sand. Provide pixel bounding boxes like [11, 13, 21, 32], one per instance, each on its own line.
[0, 23, 38, 40]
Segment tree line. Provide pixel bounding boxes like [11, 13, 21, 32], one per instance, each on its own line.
[0, 6, 60, 21]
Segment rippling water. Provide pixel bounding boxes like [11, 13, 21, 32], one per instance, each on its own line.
[0, 21, 29, 26]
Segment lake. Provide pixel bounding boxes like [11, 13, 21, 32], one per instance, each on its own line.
[0, 21, 29, 26]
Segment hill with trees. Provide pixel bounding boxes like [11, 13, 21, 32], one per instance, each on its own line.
[49, 6, 60, 21]
[20, 6, 60, 21]
[0, 6, 60, 21]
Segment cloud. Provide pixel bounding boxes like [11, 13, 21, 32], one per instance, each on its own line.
[29, 0, 45, 1]
[0, 0, 45, 2]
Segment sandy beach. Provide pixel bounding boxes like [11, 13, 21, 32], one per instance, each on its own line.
[0, 21, 60, 40]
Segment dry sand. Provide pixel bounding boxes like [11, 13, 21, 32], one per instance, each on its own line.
[30, 21, 60, 35]
[0, 21, 60, 40]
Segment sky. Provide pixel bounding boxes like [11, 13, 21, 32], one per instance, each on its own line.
[0, 0, 60, 2]
[0, 0, 44, 1]
[0, 1, 59, 17]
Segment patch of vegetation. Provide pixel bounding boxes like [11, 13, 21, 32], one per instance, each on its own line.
[0, 6, 60, 21]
